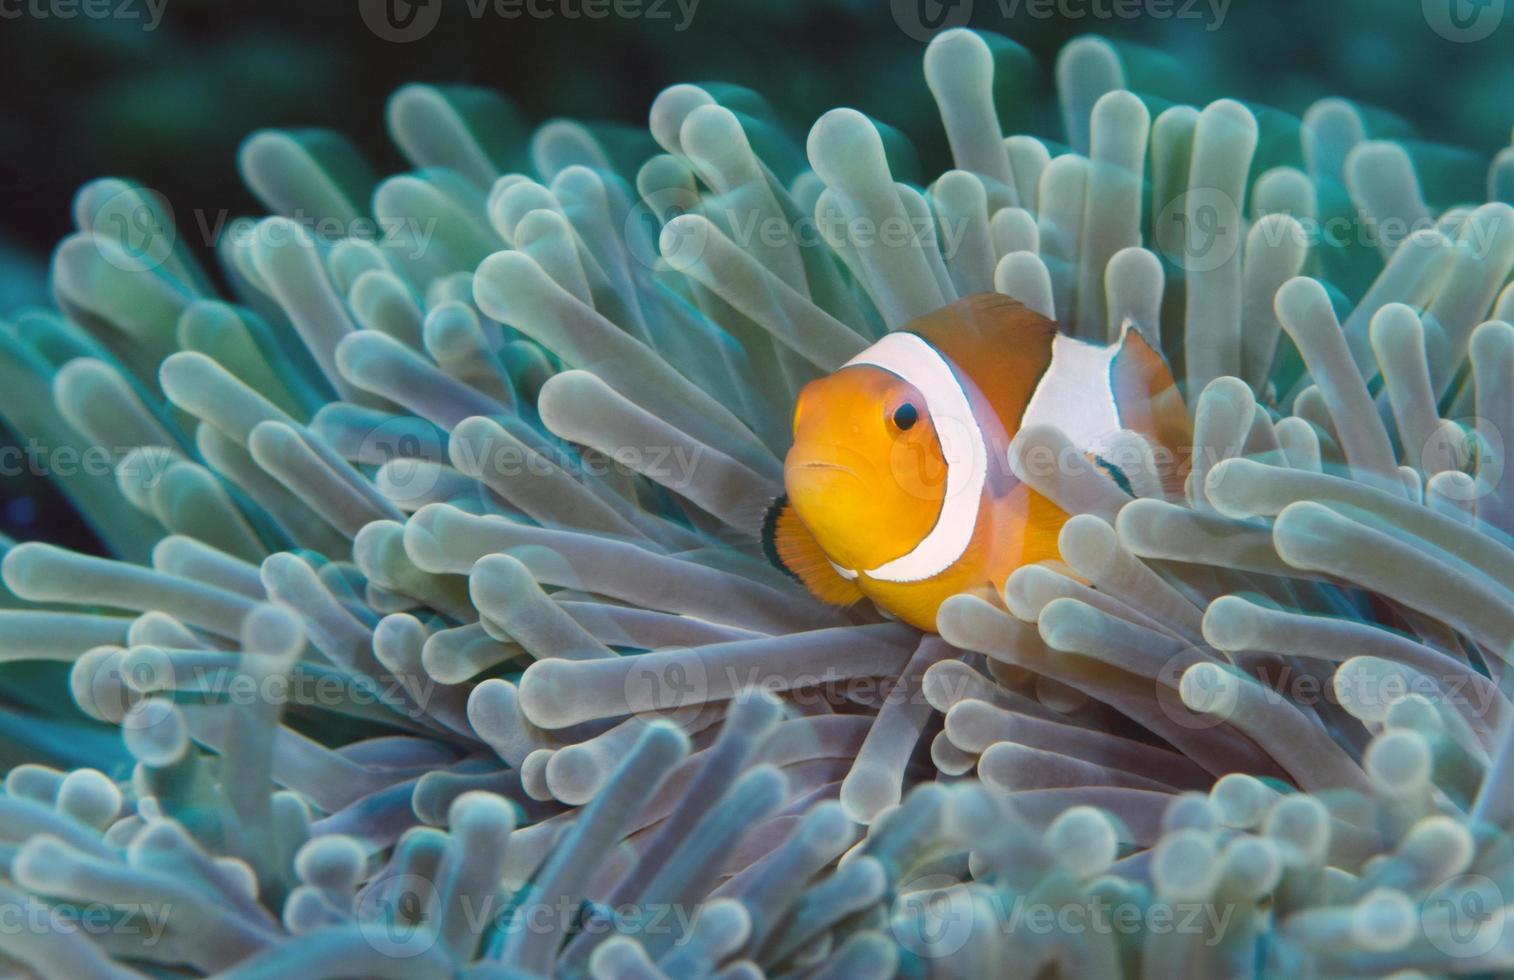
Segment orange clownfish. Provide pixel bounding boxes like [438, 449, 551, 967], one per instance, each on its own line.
[762, 293, 1190, 632]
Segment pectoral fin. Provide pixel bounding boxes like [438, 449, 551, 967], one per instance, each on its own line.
[761, 496, 865, 606]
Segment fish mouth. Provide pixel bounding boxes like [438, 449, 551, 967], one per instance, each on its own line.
[785, 446, 872, 481]
[784, 447, 874, 502]
[785, 458, 865, 485]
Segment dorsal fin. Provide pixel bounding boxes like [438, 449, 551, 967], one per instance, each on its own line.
[905, 292, 1058, 453]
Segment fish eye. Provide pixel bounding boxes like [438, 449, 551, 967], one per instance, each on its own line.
[892, 402, 919, 431]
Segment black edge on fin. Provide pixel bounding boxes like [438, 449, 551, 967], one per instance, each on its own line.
[1093, 454, 1135, 497]
[761, 494, 798, 580]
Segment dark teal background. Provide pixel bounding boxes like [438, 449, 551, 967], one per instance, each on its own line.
[2, 0, 1511, 270]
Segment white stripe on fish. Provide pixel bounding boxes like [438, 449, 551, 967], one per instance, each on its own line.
[842, 332, 987, 583]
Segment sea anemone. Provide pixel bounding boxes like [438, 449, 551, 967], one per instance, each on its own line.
[2, 23, 1514, 979]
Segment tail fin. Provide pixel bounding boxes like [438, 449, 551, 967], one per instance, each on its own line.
[1112, 319, 1192, 496]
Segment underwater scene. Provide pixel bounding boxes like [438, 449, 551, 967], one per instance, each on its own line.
[3, 0, 1514, 976]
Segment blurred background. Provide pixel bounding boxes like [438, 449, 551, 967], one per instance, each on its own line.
[0, 0, 1510, 555]
[4, 0, 1512, 264]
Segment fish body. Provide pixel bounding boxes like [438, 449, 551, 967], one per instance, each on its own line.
[764, 293, 1188, 631]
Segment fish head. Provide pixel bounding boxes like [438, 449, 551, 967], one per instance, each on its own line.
[783, 364, 949, 572]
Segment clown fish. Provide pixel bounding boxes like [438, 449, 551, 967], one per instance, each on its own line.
[762, 293, 1189, 631]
